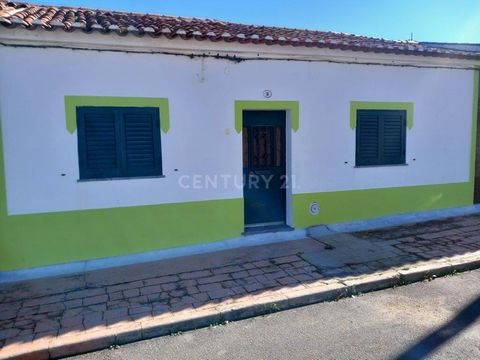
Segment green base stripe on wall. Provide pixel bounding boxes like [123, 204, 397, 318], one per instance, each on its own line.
[293, 182, 473, 229]
[0, 198, 244, 271]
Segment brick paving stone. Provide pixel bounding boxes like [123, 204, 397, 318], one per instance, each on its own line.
[0, 310, 18, 321]
[143, 275, 179, 286]
[33, 329, 58, 340]
[106, 281, 143, 294]
[169, 289, 187, 298]
[140, 285, 162, 296]
[261, 265, 282, 274]
[0, 328, 20, 341]
[103, 308, 128, 320]
[231, 286, 248, 295]
[273, 255, 302, 264]
[60, 315, 83, 328]
[177, 279, 197, 288]
[129, 305, 152, 316]
[277, 277, 299, 286]
[152, 303, 170, 315]
[83, 294, 108, 306]
[161, 283, 177, 292]
[197, 274, 231, 285]
[208, 289, 235, 300]
[34, 320, 59, 333]
[265, 270, 287, 280]
[244, 283, 264, 293]
[66, 288, 105, 300]
[231, 270, 249, 279]
[62, 308, 83, 318]
[212, 265, 243, 274]
[191, 293, 209, 302]
[252, 260, 272, 268]
[179, 270, 212, 280]
[247, 268, 263, 276]
[87, 303, 107, 312]
[38, 302, 65, 315]
[106, 300, 130, 309]
[13, 319, 34, 330]
[23, 294, 65, 308]
[198, 282, 223, 292]
[15, 301, 37, 318]
[4, 333, 34, 346]
[123, 289, 140, 298]
[58, 324, 86, 336]
[221, 280, 238, 288]
[128, 296, 149, 306]
[108, 290, 124, 301]
[186, 286, 199, 295]
[64, 299, 83, 309]
[293, 274, 314, 282]
[146, 294, 161, 303]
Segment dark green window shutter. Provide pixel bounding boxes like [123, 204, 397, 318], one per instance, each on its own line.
[77, 107, 163, 180]
[356, 110, 406, 166]
[77, 108, 122, 179]
[381, 111, 406, 165]
[356, 111, 380, 166]
[121, 108, 162, 177]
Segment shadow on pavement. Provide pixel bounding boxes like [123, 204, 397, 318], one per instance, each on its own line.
[394, 296, 480, 360]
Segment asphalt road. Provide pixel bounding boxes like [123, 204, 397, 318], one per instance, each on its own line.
[70, 269, 480, 360]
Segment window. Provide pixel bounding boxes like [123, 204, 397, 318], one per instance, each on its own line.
[356, 109, 406, 166]
[77, 107, 163, 180]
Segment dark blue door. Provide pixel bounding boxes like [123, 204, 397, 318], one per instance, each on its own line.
[243, 111, 286, 227]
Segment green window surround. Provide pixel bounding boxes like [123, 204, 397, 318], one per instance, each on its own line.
[234, 100, 299, 133]
[65, 96, 170, 133]
[350, 101, 414, 129]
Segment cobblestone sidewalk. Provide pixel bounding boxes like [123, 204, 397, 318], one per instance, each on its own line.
[1, 213, 480, 359]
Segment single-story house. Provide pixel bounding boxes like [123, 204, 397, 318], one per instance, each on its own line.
[0, 1, 479, 273]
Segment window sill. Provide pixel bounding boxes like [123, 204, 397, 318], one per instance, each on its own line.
[354, 163, 408, 169]
[77, 175, 166, 182]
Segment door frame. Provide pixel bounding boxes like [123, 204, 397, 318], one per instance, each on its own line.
[235, 100, 299, 228]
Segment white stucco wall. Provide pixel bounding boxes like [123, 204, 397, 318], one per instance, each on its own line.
[0, 46, 474, 215]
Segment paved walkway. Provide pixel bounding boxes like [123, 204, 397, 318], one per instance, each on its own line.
[2, 214, 480, 359]
[71, 268, 480, 360]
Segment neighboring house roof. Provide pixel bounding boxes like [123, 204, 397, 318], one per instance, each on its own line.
[420, 42, 480, 54]
[0, 0, 479, 60]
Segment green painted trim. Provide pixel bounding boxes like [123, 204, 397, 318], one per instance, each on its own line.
[470, 70, 479, 183]
[234, 100, 300, 133]
[65, 96, 170, 133]
[293, 182, 473, 228]
[350, 101, 414, 129]
[0, 198, 244, 271]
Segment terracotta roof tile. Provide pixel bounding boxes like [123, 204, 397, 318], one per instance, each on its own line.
[0, 0, 479, 60]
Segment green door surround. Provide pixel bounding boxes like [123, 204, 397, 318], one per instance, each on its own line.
[0, 73, 477, 271]
[234, 100, 300, 133]
[65, 96, 170, 133]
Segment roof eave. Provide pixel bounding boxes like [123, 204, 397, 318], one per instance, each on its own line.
[1, 26, 479, 68]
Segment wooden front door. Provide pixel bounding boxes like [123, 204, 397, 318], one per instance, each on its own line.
[242, 111, 286, 227]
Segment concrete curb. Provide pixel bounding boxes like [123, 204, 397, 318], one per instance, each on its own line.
[2, 254, 480, 359]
